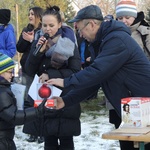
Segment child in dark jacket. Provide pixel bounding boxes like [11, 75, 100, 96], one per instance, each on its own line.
[0, 53, 46, 150]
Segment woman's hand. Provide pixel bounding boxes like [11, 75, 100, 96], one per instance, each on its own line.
[46, 78, 64, 87]
[36, 36, 48, 52]
[39, 73, 49, 83]
[22, 31, 34, 42]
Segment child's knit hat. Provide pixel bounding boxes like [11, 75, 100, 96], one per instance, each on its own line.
[116, 0, 137, 18]
[0, 53, 15, 74]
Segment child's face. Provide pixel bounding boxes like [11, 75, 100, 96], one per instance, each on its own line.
[0, 69, 14, 82]
[125, 105, 130, 112]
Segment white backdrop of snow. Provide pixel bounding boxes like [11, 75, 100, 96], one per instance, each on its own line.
[14, 109, 120, 150]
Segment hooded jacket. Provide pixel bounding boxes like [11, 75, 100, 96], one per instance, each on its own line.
[0, 24, 16, 58]
[130, 11, 150, 59]
[62, 20, 150, 117]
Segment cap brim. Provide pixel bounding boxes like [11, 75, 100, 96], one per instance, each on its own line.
[68, 18, 81, 23]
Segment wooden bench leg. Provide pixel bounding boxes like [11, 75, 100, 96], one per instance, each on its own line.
[139, 142, 145, 150]
[134, 141, 145, 150]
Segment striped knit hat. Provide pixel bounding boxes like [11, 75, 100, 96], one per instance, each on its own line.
[116, 0, 137, 18]
[0, 53, 15, 74]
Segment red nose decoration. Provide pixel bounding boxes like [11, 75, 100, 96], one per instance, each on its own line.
[38, 84, 51, 98]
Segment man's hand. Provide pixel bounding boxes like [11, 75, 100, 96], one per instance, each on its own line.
[52, 96, 65, 109]
[46, 78, 64, 87]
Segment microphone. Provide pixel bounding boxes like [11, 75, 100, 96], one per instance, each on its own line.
[33, 33, 49, 56]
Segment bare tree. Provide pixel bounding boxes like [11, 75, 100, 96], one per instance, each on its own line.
[71, 0, 150, 18]
[71, 0, 117, 17]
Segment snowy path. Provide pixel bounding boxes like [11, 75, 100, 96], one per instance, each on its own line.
[15, 110, 120, 150]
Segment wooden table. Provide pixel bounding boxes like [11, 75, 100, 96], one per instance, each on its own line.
[102, 127, 150, 150]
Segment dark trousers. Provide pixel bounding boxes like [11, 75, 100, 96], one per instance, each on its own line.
[0, 138, 16, 150]
[44, 135, 74, 150]
[21, 72, 33, 102]
[109, 109, 150, 150]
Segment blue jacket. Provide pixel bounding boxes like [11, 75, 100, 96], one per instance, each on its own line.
[62, 20, 150, 117]
[0, 24, 16, 58]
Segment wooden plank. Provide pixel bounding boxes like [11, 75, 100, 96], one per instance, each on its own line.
[102, 130, 150, 142]
[111, 127, 150, 134]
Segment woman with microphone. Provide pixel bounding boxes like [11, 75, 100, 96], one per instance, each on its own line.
[25, 6, 81, 150]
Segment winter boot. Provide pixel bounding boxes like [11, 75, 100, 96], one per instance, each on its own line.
[58, 146, 74, 150]
[44, 146, 59, 150]
[38, 136, 44, 144]
[26, 135, 37, 142]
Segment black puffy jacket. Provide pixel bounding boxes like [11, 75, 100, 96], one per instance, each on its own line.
[16, 24, 41, 73]
[25, 26, 81, 137]
[0, 76, 37, 139]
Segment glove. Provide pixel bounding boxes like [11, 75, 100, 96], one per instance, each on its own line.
[15, 99, 47, 125]
[35, 98, 47, 117]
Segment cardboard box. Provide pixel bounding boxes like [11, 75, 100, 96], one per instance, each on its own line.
[34, 99, 57, 109]
[121, 97, 150, 128]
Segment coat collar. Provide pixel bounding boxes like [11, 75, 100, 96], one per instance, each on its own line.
[0, 76, 11, 86]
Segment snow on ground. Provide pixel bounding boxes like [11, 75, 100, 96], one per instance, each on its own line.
[14, 109, 120, 150]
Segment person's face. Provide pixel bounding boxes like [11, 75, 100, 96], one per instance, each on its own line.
[0, 69, 14, 82]
[42, 15, 61, 38]
[117, 16, 135, 27]
[76, 20, 98, 42]
[125, 105, 130, 112]
[28, 9, 36, 26]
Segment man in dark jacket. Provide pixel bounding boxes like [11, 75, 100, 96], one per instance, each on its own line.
[47, 5, 150, 150]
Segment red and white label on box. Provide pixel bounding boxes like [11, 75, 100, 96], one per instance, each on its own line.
[34, 99, 57, 109]
[121, 97, 150, 128]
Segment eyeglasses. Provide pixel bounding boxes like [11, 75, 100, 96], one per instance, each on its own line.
[6, 70, 13, 75]
[78, 22, 89, 33]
